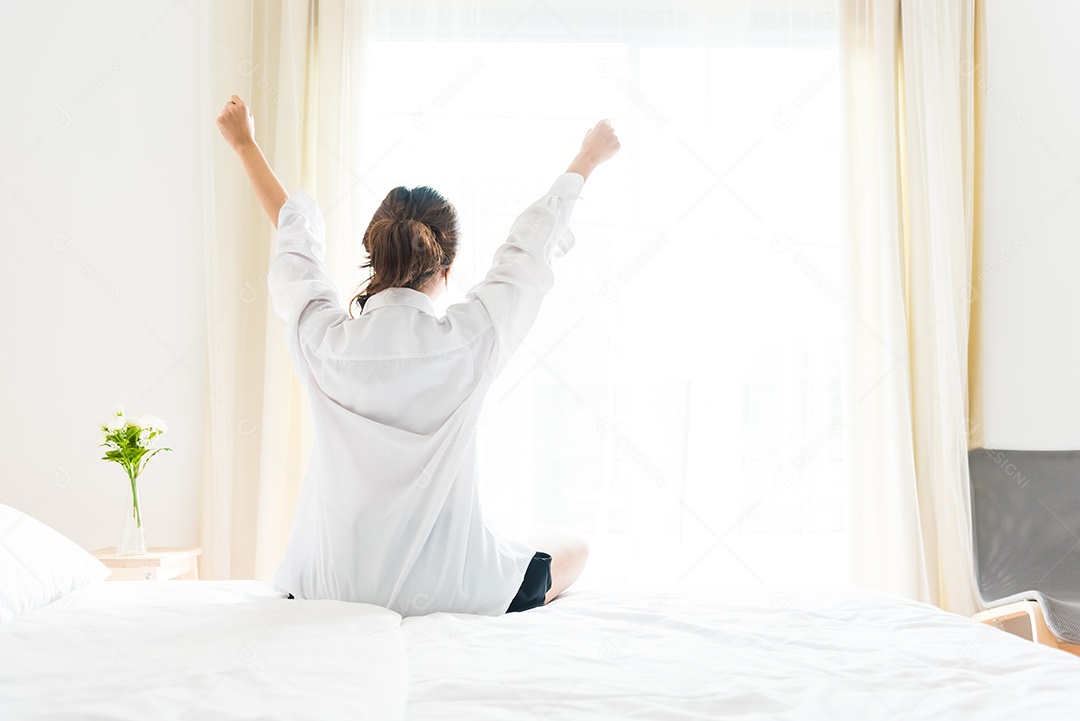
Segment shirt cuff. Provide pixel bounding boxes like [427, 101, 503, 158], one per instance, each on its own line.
[278, 188, 320, 227]
[548, 172, 585, 199]
[276, 188, 326, 256]
[547, 174, 583, 261]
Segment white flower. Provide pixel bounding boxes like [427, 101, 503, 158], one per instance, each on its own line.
[105, 416, 126, 432]
[145, 415, 168, 433]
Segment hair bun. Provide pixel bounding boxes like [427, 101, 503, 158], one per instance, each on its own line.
[402, 218, 445, 260]
[352, 185, 461, 318]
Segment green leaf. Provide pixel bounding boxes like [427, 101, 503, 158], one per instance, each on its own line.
[137, 446, 172, 476]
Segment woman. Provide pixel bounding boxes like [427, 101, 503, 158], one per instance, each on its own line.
[216, 95, 620, 616]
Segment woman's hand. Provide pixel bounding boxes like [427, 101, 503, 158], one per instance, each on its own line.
[215, 94, 288, 227]
[216, 94, 256, 151]
[566, 119, 621, 181]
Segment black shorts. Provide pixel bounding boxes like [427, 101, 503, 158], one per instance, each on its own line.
[505, 550, 552, 613]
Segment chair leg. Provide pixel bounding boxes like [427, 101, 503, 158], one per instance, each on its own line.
[1058, 642, 1080, 658]
[973, 600, 1080, 656]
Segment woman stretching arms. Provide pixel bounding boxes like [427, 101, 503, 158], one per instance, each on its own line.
[216, 95, 620, 615]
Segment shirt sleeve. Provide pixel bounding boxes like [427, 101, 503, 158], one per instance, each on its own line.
[266, 189, 349, 376]
[461, 172, 585, 376]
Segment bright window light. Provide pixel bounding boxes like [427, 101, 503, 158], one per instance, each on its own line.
[360, 0, 844, 588]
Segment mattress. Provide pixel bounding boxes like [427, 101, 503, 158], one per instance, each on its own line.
[0, 580, 407, 720]
[401, 583, 1080, 720]
[3, 580, 1079, 720]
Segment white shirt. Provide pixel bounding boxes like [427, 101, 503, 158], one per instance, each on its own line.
[268, 172, 585, 616]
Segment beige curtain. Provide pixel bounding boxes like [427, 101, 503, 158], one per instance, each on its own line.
[197, 0, 373, 580]
[839, 0, 983, 616]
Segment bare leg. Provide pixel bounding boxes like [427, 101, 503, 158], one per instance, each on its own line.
[524, 531, 589, 605]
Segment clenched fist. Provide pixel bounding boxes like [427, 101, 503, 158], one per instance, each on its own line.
[566, 119, 621, 181]
[216, 95, 255, 150]
[578, 119, 621, 166]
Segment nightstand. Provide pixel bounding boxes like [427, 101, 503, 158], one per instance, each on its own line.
[91, 546, 202, 581]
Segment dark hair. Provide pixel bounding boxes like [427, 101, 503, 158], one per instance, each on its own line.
[350, 186, 460, 318]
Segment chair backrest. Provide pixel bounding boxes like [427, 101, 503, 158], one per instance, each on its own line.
[968, 448, 1080, 605]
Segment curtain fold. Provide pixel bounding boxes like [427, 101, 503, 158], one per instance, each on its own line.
[198, 0, 373, 580]
[840, 0, 982, 615]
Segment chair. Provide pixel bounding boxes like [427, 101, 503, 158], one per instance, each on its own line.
[968, 448, 1080, 656]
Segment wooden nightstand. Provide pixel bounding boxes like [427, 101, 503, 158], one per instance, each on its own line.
[91, 546, 202, 581]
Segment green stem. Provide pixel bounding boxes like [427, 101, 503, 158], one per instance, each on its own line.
[128, 470, 142, 528]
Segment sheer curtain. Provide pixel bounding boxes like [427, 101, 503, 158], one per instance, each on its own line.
[363, 0, 845, 590]
[197, 0, 373, 580]
[839, 0, 982, 615]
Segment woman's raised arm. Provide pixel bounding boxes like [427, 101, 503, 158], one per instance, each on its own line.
[454, 119, 621, 376]
[216, 95, 289, 228]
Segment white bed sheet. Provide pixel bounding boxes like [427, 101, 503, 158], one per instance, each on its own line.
[0, 580, 407, 721]
[400, 584, 1080, 720]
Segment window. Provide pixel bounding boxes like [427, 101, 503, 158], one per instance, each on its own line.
[361, 0, 844, 587]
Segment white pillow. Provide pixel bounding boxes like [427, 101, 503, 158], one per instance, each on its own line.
[0, 503, 111, 625]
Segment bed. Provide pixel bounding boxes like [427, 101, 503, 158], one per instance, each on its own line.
[0, 580, 407, 720]
[402, 583, 1080, 720]
[3, 579, 1079, 720]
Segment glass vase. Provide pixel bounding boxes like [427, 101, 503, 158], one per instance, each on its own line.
[117, 478, 146, 555]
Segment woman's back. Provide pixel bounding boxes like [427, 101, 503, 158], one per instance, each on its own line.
[268, 174, 585, 616]
[303, 288, 495, 435]
[215, 98, 619, 616]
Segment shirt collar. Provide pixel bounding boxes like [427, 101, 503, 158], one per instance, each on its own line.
[360, 287, 436, 317]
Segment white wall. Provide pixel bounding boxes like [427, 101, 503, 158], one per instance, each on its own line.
[976, 0, 1080, 449]
[0, 1, 205, 550]
[0, 0, 1070, 553]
